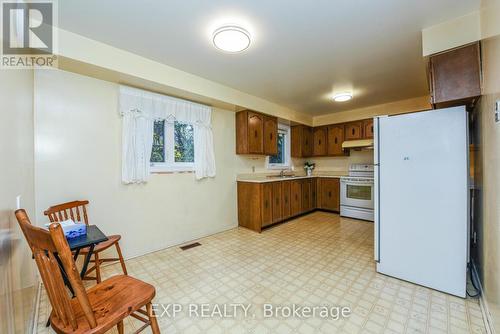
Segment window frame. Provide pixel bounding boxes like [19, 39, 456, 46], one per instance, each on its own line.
[150, 121, 195, 173]
[266, 123, 291, 170]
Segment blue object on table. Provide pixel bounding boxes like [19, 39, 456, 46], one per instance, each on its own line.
[63, 223, 87, 239]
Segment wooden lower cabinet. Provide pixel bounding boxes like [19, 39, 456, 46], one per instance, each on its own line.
[301, 179, 312, 213]
[282, 181, 291, 220]
[311, 178, 318, 209]
[290, 180, 302, 217]
[237, 182, 264, 232]
[272, 182, 282, 223]
[237, 177, 340, 232]
[318, 178, 340, 212]
[261, 183, 273, 227]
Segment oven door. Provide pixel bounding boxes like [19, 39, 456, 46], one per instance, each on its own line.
[341, 178, 374, 209]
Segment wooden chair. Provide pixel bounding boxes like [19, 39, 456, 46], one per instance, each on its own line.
[15, 209, 160, 334]
[44, 200, 127, 283]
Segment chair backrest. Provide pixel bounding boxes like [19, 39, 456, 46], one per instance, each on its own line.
[15, 209, 97, 330]
[44, 200, 90, 225]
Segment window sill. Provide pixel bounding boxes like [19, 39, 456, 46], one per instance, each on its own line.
[151, 170, 194, 175]
[150, 163, 194, 173]
[267, 165, 291, 170]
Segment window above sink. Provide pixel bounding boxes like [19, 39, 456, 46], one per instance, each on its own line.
[267, 123, 291, 170]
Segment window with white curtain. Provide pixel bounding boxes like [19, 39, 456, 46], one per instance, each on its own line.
[150, 120, 195, 172]
[119, 85, 216, 183]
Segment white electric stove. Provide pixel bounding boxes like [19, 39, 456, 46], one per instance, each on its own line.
[340, 164, 374, 221]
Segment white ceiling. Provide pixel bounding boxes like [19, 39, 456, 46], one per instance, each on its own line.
[58, 0, 480, 116]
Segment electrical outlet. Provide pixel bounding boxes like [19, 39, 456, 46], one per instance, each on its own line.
[496, 100, 500, 123]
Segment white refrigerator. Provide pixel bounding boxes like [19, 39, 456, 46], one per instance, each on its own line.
[374, 106, 469, 298]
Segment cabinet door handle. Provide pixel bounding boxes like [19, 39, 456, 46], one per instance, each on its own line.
[329, 191, 332, 198]
[264, 200, 268, 209]
[295, 194, 298, 200]
[284, 197, 288, 204]
[270, 133, 273, 140]
[254, 130, 258, 138]
[334, 137, 338, 144]
[318, 139, 321, 145]
[352, 128, 355, 135]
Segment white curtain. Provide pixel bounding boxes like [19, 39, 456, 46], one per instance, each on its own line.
[119, 85, 216, 183]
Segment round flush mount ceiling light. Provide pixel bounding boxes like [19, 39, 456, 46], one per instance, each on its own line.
[212, 25, 251, 53]
[333, 92, 353, 102]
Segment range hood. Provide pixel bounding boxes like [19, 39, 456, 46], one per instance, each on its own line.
[342, 139, 374, 149]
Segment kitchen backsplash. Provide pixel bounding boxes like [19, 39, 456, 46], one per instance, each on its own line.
[236, 149, 373, 174]
[307, 150, 374, 172]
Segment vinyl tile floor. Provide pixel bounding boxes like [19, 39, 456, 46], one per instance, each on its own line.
[36, 211, 486, 333]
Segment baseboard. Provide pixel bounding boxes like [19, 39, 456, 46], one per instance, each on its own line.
[32, 280, 42, 334]
[104, 223, 238, 265]
[472, 261, 496, 334]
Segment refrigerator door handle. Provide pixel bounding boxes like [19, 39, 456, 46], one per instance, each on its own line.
[374, 117, 381, 263]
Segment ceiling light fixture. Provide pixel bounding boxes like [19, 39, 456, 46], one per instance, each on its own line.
[212, 25, 251, 53]
[333, 92, 353, 102]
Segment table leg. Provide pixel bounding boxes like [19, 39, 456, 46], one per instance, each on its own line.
[73, 248, 80, 261]
[46, 245, 94, 327]
[54, 254, 75, 295]
[80, 244, 95, 279]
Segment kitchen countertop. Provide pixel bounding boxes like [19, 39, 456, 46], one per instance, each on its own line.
[237, 171, 348, 183]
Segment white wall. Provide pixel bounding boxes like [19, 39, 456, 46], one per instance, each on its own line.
[0, 70, 36, 333]
[34, 69, 240, 258]
[474, 35, 500, 331]
[0, 70, 36, 288]
[313, 96, 431, 126]
[311, 150, 374, 172]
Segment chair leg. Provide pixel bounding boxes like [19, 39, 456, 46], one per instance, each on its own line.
[115, 242, 128, 275]
[117, 320, 124, 334]
[146, 302, 160, 334]
[94, 252, 101, 283]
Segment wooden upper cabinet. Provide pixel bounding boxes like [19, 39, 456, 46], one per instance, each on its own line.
[303, 127, 313, 157]
[344, 121, 363, 140]
[291, 126, 302, 158]
[313, 126, 328, 156]
[363, 119, 374, 139]
[327, 125, 345, 156]
[236, 110, 277, 155]
[248, 112, 264, 153]
[264, 116, 278, 155]
[291, 125, 313, 158]
[429, 42, 481, 108]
